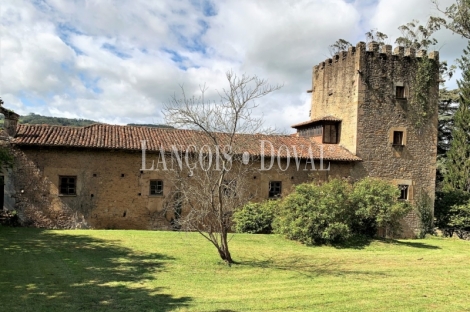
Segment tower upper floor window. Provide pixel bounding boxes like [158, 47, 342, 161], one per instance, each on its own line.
[292, 117, 341, 144]
[323, 124, 338, 144]
[396, 86, 406, 99]
[393, 131, 404, 146]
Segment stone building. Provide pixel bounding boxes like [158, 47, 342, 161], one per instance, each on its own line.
[293, 41, 439, 234]
[3, 41, 439, 236]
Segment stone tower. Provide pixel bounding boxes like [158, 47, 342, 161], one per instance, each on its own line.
[295, 41, 440, 236]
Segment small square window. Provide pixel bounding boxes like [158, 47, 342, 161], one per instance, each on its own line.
[269, 181, 282, 198]
[393, 131, 404, 146]
[398, 185, 409, 200]
[150, 180, 163, 196]
[396, 86, 405, 99]
[59, 176, 77, 195]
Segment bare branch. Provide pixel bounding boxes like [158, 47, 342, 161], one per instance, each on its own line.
[161, 72, 281, 264]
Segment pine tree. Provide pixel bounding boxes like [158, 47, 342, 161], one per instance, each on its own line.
[444, 43, 470, 192]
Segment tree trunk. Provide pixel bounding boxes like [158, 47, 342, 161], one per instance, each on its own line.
[217, 231, 234, 264]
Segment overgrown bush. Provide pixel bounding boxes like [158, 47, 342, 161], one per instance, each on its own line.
[415, 190, 434, 238]
[273, 179, 353, 245]
[448, 202, 470, 239]
[350, 178, 412, 237]
[233, 200, 277, 234]
[435, 190, 470, 237]
[273, 178, 412, 245]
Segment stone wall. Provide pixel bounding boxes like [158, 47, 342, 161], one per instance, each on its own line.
[17, 146, 354, 230]
[310, 41, 440, 237]
[311, 45, 360, 153]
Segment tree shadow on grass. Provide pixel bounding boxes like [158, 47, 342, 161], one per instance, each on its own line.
[380, 238, 441, 249]
[238, 255, 387, 279]
[0, 227, 191, 311]
[331, 236, 441, 250]
[331, 235, 373, 250]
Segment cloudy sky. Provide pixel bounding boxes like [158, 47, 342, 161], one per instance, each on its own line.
[1, 0, 467, 133]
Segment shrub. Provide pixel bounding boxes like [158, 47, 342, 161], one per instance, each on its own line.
[435, 190, 470, 237]
[233, 200, 277, 234]
[273, 179, 353, 245]
[448, 202, 470, 239]
[274, 178, 413, 245]
[350, 178, 412, 237]
[415, 190, 434, 238]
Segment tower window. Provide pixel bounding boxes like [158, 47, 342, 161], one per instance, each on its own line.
[398, 185, 409, 200]
[323, 124, 338, 144]
[396, 86, 406, 99]
[393, 131, 404, 146]
[268, 181, 282, 198]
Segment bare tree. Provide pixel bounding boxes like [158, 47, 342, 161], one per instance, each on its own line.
[163, 71, 281, 264]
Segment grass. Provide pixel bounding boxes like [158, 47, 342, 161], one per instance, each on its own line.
[0, 227, 469, 311]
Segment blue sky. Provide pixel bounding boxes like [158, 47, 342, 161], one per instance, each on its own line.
[0, 0, 466, 132]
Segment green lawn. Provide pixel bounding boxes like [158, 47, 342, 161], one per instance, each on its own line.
[0, 227, 469, 311]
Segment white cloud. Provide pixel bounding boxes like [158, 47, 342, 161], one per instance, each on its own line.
[0, 0, 467, 132]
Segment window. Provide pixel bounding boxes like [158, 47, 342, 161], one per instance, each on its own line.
[393, 131, 404, 146]
[396, 86, 405, 99]
[398, 185, 409, 200]
[269, 181, 282, 198]
[323, 124, 338, 144]
[150, 180, 163, 196]
[59, 176, 76, 195]
[298, 125, 322, 137]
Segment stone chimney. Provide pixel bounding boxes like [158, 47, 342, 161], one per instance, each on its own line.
[0, 99, 19, 137]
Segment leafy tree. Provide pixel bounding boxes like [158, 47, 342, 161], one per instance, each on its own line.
[443, 43, 470, 192]
[448, 201, 470, 238]
[395, 19, 440, 50]
[328, 39, 352, 55]
[438, 88, 460, 156]
[415, 189, 434, 238]
[433, 0, 470, 39]
[365, 29, 389, 48]
[435, 190, 470, 236]
[436, 88, 459, 188]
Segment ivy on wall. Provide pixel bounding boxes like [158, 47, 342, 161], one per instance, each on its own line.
[409, 56, 439, 129]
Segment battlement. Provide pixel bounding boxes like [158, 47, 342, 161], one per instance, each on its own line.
[314, 41, 439, 71]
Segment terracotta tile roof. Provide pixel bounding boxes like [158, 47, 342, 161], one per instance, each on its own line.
[13, 124, 361, 161]
[291, 115, 342, 128]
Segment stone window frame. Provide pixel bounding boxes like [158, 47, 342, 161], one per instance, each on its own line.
[59, 175, 77, 196]
[398, 185, 409, 200]
[268, 181, 282, 199]
[393, 179, 413, 201]
[389, 127, 407, 146]
[323, 122, 340, 144]
[394, 81, 407, 99]
[149, 179, 164, 196]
